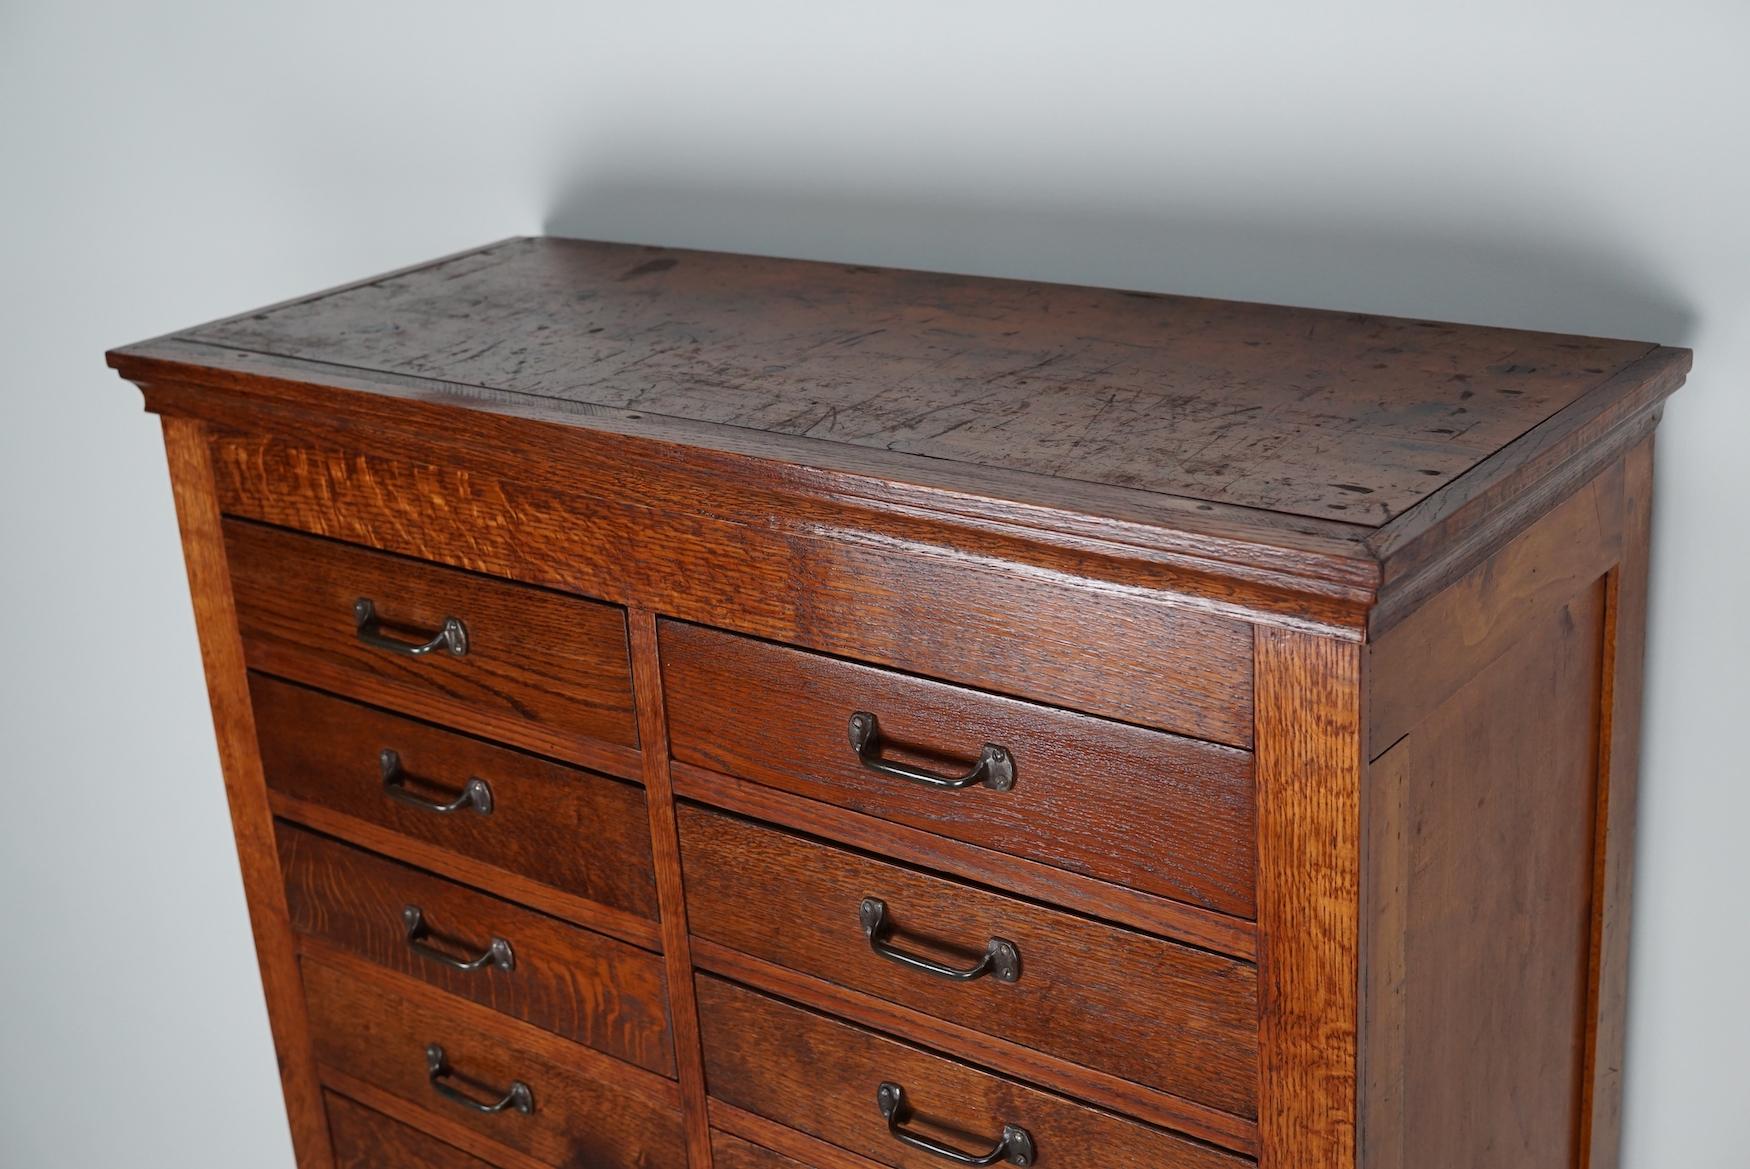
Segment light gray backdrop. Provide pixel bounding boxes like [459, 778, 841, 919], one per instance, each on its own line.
[3, 2, 1745, 1166]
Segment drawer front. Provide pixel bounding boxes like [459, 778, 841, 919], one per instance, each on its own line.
[712, 1131, 823, 1169]
[679, 807, 1256, 1116]
[208, 428, 1255, 747]
[226, 518, 638, 766]
[326, 1092, 500, 1169]
[304, 957, 685, 1168]
[696, 977, 1247, 1169]
[281, 826, 674, 1076]
[662, 622, 1255, 918]
[254, 676, 658, 922]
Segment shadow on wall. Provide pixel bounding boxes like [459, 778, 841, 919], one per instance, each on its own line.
[543, 176, 1694, 347]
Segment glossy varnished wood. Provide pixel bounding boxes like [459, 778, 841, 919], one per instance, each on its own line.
[251, 675, 659, 933]
[205, 423, 1262, 735]
[712, 1129, 827, 1169]
[114, 236, 1688, 1169]
[630, 610, 717, 1169]
[677, 805, 1257, 1117]
[278, 825, 674, 1075]
[302, 951, 685, 1168]
[226, 517, 639, 767]
[160, 417, 335, 1169]
[1255, 630, 1361, 1169]
[695, 976, 1248, 1169]
[326, 1093, 502, 1169]
[663, 622, 1255, 912]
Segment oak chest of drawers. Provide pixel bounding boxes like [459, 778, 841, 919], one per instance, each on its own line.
[109, 237, 1688, 1169]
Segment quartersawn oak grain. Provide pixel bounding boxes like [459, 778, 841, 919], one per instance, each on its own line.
[225, 517, 639, 767]
[112, 236, 1686, 1169]
[662, 621, 1255, 913]
[278, 825, 674, 1075]
[696, 976, 1249, 1169]
[326, 1093, 500, 1169]
[251, 675, 659, 927]
[302, 952, 685, 1168]
[160, 417, 336, 1169]
[677, 805, 1257, 1117]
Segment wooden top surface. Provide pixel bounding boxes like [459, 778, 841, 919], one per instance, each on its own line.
[156, 236, 1671, 526]
[110, 236, 1688, 625]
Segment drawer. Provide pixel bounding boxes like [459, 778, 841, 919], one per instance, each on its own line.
[696, 976, 1247, 1169]
[225, 518, 637, 767]
[280, 825, 674, 1076]
[326, 1092, 500, 1169]
[712, 1131, 823, 1169]
[679, 806, 1256, 1117]
[303, 956, 685, 1168]
[662, 622, 1255, 918]
[254, 676, 658, 925]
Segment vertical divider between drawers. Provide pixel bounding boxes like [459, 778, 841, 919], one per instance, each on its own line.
[629, 608, 717, 1169]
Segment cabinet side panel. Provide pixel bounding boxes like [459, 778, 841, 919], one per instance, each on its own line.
[161, 417, 335, 1168]
[1579, 437, 1654, 1169]
[1363, 452, 1639, 1169]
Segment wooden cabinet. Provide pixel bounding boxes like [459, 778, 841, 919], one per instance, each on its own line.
[109, 236, 1686, 1169]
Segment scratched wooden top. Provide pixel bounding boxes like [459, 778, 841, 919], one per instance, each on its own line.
[154, 236, 1673, 528]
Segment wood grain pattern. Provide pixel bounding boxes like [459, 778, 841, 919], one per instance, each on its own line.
[302, 951, 685, 1168]
[629, 610, 717, 1169]
[251, 675, 659, 924]
[226, 517, 639, 767]
[160, 416, 335, 1169]
[689, 941, 1256, 1156]
[677, 805, 1257, 1117]
[712, 1129, 827, 1169]
[108, 237, 1686, 1169]
[711, 1104, 893, 1169]
[1254, 629, 1361, 1169]
[279, 825, 674, 1075]
[1367, 459, 1624, 755]
[670, 763, 1255, 960]
[695, 976, 1248, 1169]
[1364, 582, 1606, 1169]
[1581, 439, 1654, 1169]
[663, 621, 1255, 912]
[170, 236, 1658, 525]
[326, 1092, 502, 1169]
[203, 423, 1263, 737]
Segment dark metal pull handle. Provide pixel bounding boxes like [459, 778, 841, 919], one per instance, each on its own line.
[380, 749, 493, 816]
[425, 1044, 532, 1115]
[403, 906, 515, 972]
[354, 597, 469, 657]
[860, 898, 1019, 983]
[847, 712, 1015, 791]
[877, 1082, 1033, 1167]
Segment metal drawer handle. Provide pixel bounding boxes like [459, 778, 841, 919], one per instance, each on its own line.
[354, 597, 469, 657]
[403, 905, 515, 973]
[876, 1082, 1033, 1167]
[425, 1044, 533, 1115]
[860, 898, 1019, 983]
[380, 748, 494, 816]
[847, 712, 1015, 791]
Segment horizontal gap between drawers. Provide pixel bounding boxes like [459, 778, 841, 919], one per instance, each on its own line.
[670, 764, 1257, 961]
[692, 940, 1259, 1157]
[270, 799, 662, 952]
[247, 669, 646, 786]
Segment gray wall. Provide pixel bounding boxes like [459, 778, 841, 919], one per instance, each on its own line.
[3, 2, 1745, 1165]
